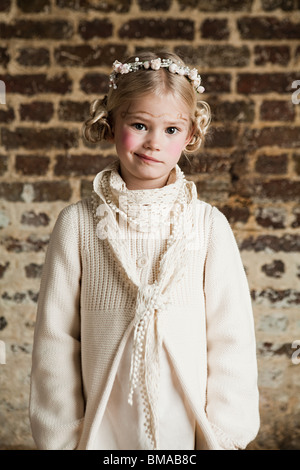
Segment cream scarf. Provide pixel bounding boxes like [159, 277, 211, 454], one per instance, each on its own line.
[92, 160, 198, 449]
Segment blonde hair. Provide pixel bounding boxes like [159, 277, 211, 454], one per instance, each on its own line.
[83, 51, 211, 153]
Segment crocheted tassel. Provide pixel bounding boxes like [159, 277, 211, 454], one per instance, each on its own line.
[144, 312, 162, 450]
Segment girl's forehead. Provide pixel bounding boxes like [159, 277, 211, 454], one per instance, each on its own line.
[118, 92, 191, 120]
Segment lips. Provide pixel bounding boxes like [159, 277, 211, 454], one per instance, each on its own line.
[135, 153, 161, 163]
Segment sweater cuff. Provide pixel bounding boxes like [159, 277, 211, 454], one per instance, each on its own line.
[209, 422, 240, 450]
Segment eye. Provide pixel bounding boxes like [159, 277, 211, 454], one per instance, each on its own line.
[132, 123, 146, 131]
[166, 127, 179, 135]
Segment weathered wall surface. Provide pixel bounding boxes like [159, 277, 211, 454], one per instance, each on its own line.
[0, 0, 300, 450]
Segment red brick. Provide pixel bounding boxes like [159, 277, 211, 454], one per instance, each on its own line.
[179, 152, 231, 175]
[264, 178, 300, 201]
[0, 20, 73, 39]
[219, 205, 250, 224]
[2, 290, 39, 304]
[16, 48, 50, 67]
[24, 263, 43, 278]
[237, 73, 298, 94]
[3, 73, 72, 95]
[261, 0, 295, 10]
[80, 179, 93, 199]
[3, 235, 50, 253]
[56, 0, 131, 13]
[201, 19, 229, 40]
[201, 74, 231, 93]
[21, 211, 50, 226]
[195, 179, 230, 201]
[205, 126, 236, 148]
[262, 260, 285, 278]
[260, 100, 295, 121]
[0, 107, 15, 123]
[254, 45, 290, 66]
[238, 17, 300, 39]
[292, 207, 300, 228]
[33, 181, 72, 202]
[0, 262, 9, 279]
[55, 44, 127, 67]
[0, 316, 8, 330]
[119, 18, 194, 40]
[235, 178, 300, 201]
[78, 19, 113, 39]
[0, 182, 24, 201]
[19, 102, 54, 122]
[0, 155, 8, 175]
[1, 127, 78, 150]
[252, 289, 300, 305]
[255, 207, 286, 229]
[211, 99, 255, 122]
[244, 126, 300, 149]
[0, 0, 10, 12]
[240, 234, 300, 252]
[175, 45, 249, 67]
[15, 155, 50, 175]
[58, 101, 90, 122]
[80, 73, 109, 94]
[54, 154, 116, 176]
[17, 0, 51, 12]
[177, 0, 253, 10]
[0, 47, 9, 67]
[293, 154, 300, 175]
[137, 0, 171, 9]
[0, 181, 72, 202]
[255, 154, 288, 174]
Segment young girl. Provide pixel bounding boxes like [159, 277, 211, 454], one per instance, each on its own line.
[29, 51, 259, 450]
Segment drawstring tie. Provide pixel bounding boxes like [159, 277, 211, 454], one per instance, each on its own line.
[128, 283, 168, 450]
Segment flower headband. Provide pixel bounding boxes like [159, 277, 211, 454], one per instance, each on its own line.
[109, 57, 205, 94]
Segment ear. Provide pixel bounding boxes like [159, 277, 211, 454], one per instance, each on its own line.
[107, 124, 115, 143]
[107, 133, 115, 144]
[185, 125, 195, 147]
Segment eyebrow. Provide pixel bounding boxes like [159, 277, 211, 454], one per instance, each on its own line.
[125, 110, 189, 123]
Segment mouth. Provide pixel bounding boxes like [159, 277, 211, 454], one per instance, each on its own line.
[135, 153, 161, 163]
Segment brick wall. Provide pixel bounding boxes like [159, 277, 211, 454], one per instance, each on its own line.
[0, 0, 300, 450]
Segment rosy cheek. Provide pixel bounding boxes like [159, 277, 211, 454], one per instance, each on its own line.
[121, 129, 136, 150]
[168, 140, 185, 156]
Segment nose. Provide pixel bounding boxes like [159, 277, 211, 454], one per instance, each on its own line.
[143, 130, 161, 152]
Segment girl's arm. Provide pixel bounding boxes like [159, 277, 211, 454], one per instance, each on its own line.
[29, 204, 84, 450]
[204, 207, 260, 450]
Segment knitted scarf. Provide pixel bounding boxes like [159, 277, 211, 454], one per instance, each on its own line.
[92, 160, 198, 449]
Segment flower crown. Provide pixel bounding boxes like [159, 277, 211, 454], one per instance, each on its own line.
[109, 57, 205, 94]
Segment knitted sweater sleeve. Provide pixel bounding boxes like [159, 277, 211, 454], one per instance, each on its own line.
[29, 204, 84, 450]
[204, 207, 260, 450]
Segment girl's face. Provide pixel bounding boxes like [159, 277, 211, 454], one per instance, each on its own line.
[112, 92, 193, 190]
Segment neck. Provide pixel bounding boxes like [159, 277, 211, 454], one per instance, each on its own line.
[119, 165, 172, 190]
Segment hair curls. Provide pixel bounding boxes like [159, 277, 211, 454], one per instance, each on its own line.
[83, 96, 113, 143]
[185, 100, 211, 153]
[83, 51, 211, 151]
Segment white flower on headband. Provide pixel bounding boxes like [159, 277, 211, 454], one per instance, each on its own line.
[109, 57, 205, 93]
[168, 63, 178, 74]
[150, 58, 161, 70]
[188, 68, 198, 80]
[112, 60, 122, 72]
[120, 63, 130, 74]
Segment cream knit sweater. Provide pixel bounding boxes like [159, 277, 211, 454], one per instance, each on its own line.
[29, 162, 259, 450]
